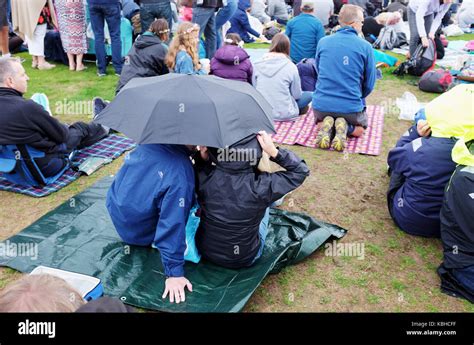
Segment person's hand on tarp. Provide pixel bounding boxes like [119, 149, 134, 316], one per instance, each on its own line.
[162, 277, 193, 304]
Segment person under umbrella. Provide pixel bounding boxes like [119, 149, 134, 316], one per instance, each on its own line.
[98, 73, 276, 303]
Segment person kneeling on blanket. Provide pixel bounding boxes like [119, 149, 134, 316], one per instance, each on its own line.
[0, 57, 110, 179]
[107, 144, 196, 304]
[312, 4, 376, 152]
[194, 131, 310, 268]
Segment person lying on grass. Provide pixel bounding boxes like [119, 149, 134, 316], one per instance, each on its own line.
[106, 143, 196, 304]
[193, 131, 310, 268]
[0, 57, 109, 180]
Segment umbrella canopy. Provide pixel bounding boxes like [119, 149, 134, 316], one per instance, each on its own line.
[94, 74, 275, 148]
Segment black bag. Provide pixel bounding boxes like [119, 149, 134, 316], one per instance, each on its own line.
[393, 39, 436, 77]
[418, 68, 453, 93]
[263, 25, 281, 41]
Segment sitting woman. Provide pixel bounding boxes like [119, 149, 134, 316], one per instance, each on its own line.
[387, 84, 473, 238]
[210, 33, 253, 83]
[116, 19, 170, 94]
[165, 22, 208, 75]
[194, 131, 309, 269]
[253, 33, 312, 121]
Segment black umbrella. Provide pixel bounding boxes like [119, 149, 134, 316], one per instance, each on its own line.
[94, 74, 275, 148]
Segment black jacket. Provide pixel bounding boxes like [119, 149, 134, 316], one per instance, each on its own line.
[0, 87, 68, 153]
[440, 162, 474, 270]
[116, 33, 170, 94]
[195, 135, 310, 269]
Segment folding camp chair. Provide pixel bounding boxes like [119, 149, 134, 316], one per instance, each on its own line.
[0, 144, 71, 188]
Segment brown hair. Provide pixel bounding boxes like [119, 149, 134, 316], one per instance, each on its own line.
[269, 33, 290, 56]
[0, 274, 85, 312]
[224, 33, 242, 46]
[165, 22, 201, 71]
[149, 18, 170, 42]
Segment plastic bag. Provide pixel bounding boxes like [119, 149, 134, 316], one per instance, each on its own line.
[184, 205, 201, 263]
[443, 24, 465, 37]
[396, 91, 425, 121]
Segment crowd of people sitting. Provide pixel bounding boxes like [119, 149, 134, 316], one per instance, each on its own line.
[0, 0, 473, 309]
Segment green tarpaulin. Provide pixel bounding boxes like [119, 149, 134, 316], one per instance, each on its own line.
[0, 177, 347, 312]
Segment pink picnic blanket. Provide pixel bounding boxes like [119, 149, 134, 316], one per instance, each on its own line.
[271, 105, 384, 156]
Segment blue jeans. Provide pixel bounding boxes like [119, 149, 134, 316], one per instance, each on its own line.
[192, 7, 217, 59]
[215, 0, 237, 49]
[250, 208, 270, 265]
[296, 91, 313, 112]
[89, 3, 123, 74]
[140, 2, 173, 34]
[452, 265, 474, 293]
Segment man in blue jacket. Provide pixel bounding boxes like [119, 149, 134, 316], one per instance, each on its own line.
[312, 4, 376, 151]
[106, 144, 196, 303]
[285, 2, 325, 64]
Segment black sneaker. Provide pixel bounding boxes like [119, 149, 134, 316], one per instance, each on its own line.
[92, 97, 109, 120]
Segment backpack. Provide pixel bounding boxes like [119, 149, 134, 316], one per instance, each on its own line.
[263, 24, 281, 41]
[296, 58, 318, 91]
[418, 68, 453, 93]
[373, 26, 406, 50]
[393, 39, 437, 77]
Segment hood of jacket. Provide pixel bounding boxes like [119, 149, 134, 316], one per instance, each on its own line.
[254, 54, 290, 78]
[208, 135, 262, 172]
[214, 45, 250, 65]
[134, 33, 164, 50]
[238, 0, 252, 11]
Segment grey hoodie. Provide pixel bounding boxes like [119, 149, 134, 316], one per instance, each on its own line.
[252, 53, 302, 121]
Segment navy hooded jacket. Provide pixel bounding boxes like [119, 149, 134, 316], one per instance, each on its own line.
[228, 0, 260, 43]
[387, 126, 457, 237]
[106, 144, 195, 277]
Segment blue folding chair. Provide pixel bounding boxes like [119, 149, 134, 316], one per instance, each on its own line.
[0, 144, 70, 187]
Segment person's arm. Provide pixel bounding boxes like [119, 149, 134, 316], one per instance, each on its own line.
[414, 0, 431, 38]
[153, 180, 194, 303]
[429, 4, 451, 37]
[285, 20, 293, 39]
[247, 61, 254, 84]
[315, 21, 325, 46]
[387, 139, 415, 175]
[290, 68, 303, 100]
[362, 46, 376, 98]
[267, 0, 275, 17]
[242, 12, 262, 38]
[256, 132, 310, 204]
[395, 125, 421, 148]
[28, 102, 69, 144]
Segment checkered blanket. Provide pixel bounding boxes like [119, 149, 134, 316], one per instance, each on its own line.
[0, 135, 136, 197]
[272, 105, 384, 156]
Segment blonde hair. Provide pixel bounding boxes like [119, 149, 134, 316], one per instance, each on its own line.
[376, 11, 402, 26]
[165, 22, 201, 71]
[0, 274, 85, 312]
[338, 4, 364, 26]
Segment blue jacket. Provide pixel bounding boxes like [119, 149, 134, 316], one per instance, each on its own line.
[312, 27, 376, 114]
[174, 50, 207, 75]
[228, 0, 260, 43]
[106, 144, 195, 277]
[285, 14, 325, 64]
[388, 127, 457, 237]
